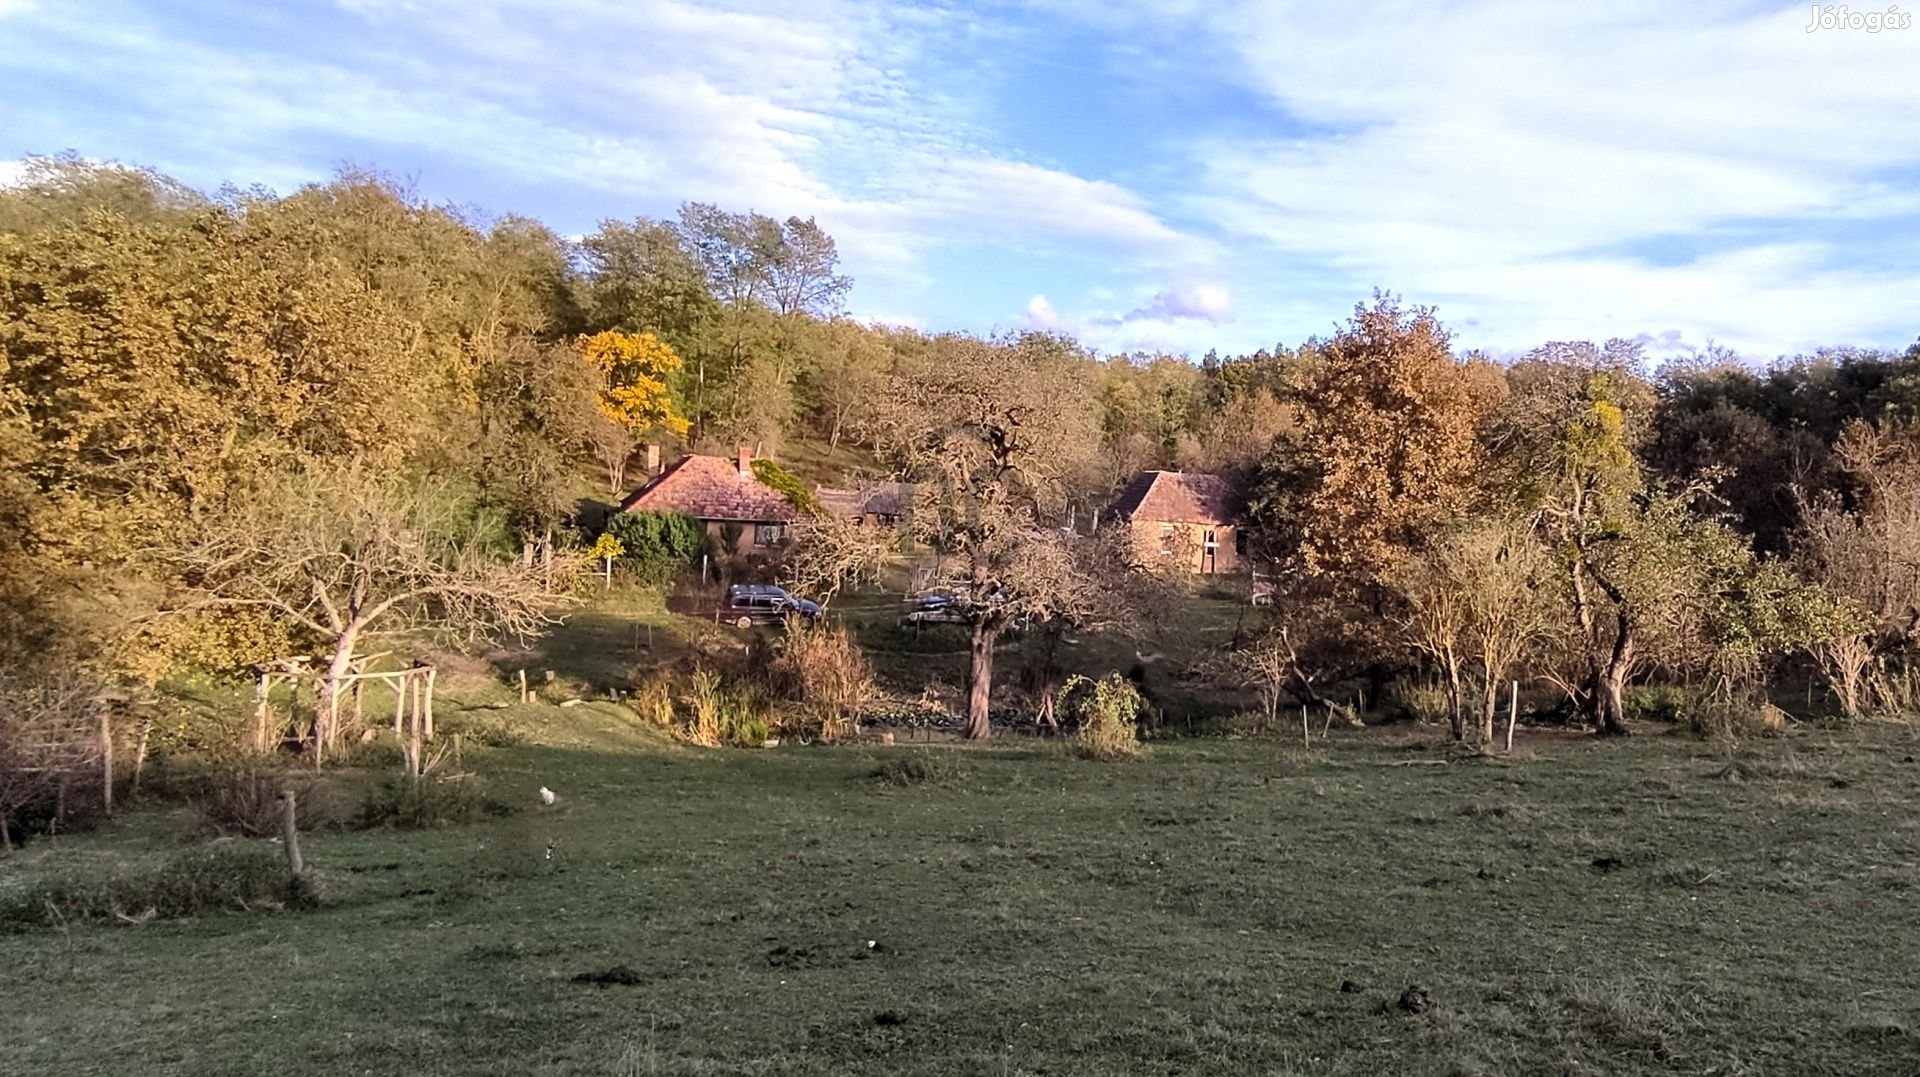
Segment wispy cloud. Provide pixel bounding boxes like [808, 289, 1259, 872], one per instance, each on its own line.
[2, 0, 1915, 358]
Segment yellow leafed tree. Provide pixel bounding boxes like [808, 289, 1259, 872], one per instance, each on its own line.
[583, 331, 690, 438]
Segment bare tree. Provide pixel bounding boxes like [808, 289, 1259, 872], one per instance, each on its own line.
[870, 335, 1105, 738]
[780, 507, 897, 603]
[0, 671, 104, 853]
[1793, 420, 1920, 715]
[166, 462, 574, 757]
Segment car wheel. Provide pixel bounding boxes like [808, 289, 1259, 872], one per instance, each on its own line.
[735, 615, 753, 629]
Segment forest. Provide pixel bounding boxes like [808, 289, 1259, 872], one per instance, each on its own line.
[3, 153, 1920, 824]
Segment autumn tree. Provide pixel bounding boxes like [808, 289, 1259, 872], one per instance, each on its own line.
[582, 330, 689, 492]
[871, 334, 1105, 738]
[1249, 294, 1500, 580]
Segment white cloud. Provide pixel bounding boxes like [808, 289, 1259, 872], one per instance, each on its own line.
[1134, 0, 1920, 353]
[1016, 282, 1240, 353]
[0, 0, 1208, 311]
[1125, 284, 1233, 324]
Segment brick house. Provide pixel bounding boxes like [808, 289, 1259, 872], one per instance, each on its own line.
[619, 447, 799, 554]
[1107, 470, 1239, 574]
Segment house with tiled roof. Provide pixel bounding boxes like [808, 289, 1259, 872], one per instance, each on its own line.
[620, 447, 799, 554]
[1106, 470, 1239, 574]
[815, 482, 913, 527]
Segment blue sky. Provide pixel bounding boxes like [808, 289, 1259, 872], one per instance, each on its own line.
[3, 0, 1917, 360]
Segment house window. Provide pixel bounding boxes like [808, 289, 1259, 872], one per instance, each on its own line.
[754, 523, 784, 546]
[1160, 523, 1176, 554]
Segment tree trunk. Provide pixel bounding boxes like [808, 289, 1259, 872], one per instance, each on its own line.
[1443, 657, 1465, 741]
[1478, 667, 1501, 747]
[1596, 614, 1633, 736]
[316, 626, 363, 760]
[965, 620, 998, 739]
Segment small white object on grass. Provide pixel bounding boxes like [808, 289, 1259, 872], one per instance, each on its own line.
[539, 786, 556, 805]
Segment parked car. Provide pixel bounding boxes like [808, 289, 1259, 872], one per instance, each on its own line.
[725, 584, 821, 628]
[900, 590, 958, 624]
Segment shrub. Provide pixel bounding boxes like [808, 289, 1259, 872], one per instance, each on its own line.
[191, 767, 338, 837]
[354, 774, 487, 829]
[769, 621, 875, 739]
[1684, 697, 1787, 740]
[0, 842, 291, 930]
[436, 710, 528, 748]
[1057, 673, 1144, 761]
[631, 676, 678, 731]
[1395, 682, 1452, 726]
[688, 668, 771, 746]
[1626, 684, 1692, 724]
[604, 510, 709, 585]
[869, 751, 965, 787]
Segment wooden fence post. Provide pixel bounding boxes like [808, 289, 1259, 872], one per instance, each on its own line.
[280, 789, 304, 879]
[1505, 680, 1519, 753]
[99, 708, 113, 817]
[423, 668, 436, 740]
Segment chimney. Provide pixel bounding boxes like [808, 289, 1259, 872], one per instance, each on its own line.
[736, 444, 752, 479]
[644, 444, 660, 476]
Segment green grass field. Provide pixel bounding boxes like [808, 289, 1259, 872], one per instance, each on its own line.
[6, 709, 1920, 1076]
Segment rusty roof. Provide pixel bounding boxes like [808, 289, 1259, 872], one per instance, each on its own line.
[619, 454, 799, 523]
[1108, 470, 1236, 526]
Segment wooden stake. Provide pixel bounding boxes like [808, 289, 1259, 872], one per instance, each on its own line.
[518, 669, 529, 703]
[255, 672, 271, 754]
[1505, 680, 1519, 753]
[131, 716, 152, 796]
[409, 677, 423, 780]
[99, 709, 113, 817]
[1301, 704, 1310, 751]
[280, 790, 304, 879]
[423, 667, 436, 741]
[392, 673, 405, 734]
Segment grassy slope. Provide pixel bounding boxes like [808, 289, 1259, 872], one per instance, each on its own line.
[5, 717, 1920, 1076]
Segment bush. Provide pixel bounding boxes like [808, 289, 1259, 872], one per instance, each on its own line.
[869, 751, 966, 787]
[355, 774, 488, 829]
[769, 621, 875, 739]
[630, 676, 678, 731]
[1626, 684, 1692, 724]
[1057, 673, 1143, 761]
[191, 766, 339, 837]
[1684, 697, 1788, 740]
[1394, 682, 1452, 726]
[436, 710, 528, 748]
[688, 668, 771, 746]
[0, 842, 292, 930]
[604, 510, 708, 585]
[1628, 685, 1786, 739]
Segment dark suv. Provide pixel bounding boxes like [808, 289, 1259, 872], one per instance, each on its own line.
[725, 584, 822, 628]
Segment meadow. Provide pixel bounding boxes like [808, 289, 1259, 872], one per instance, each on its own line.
[5, 703, 1919, 1076]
